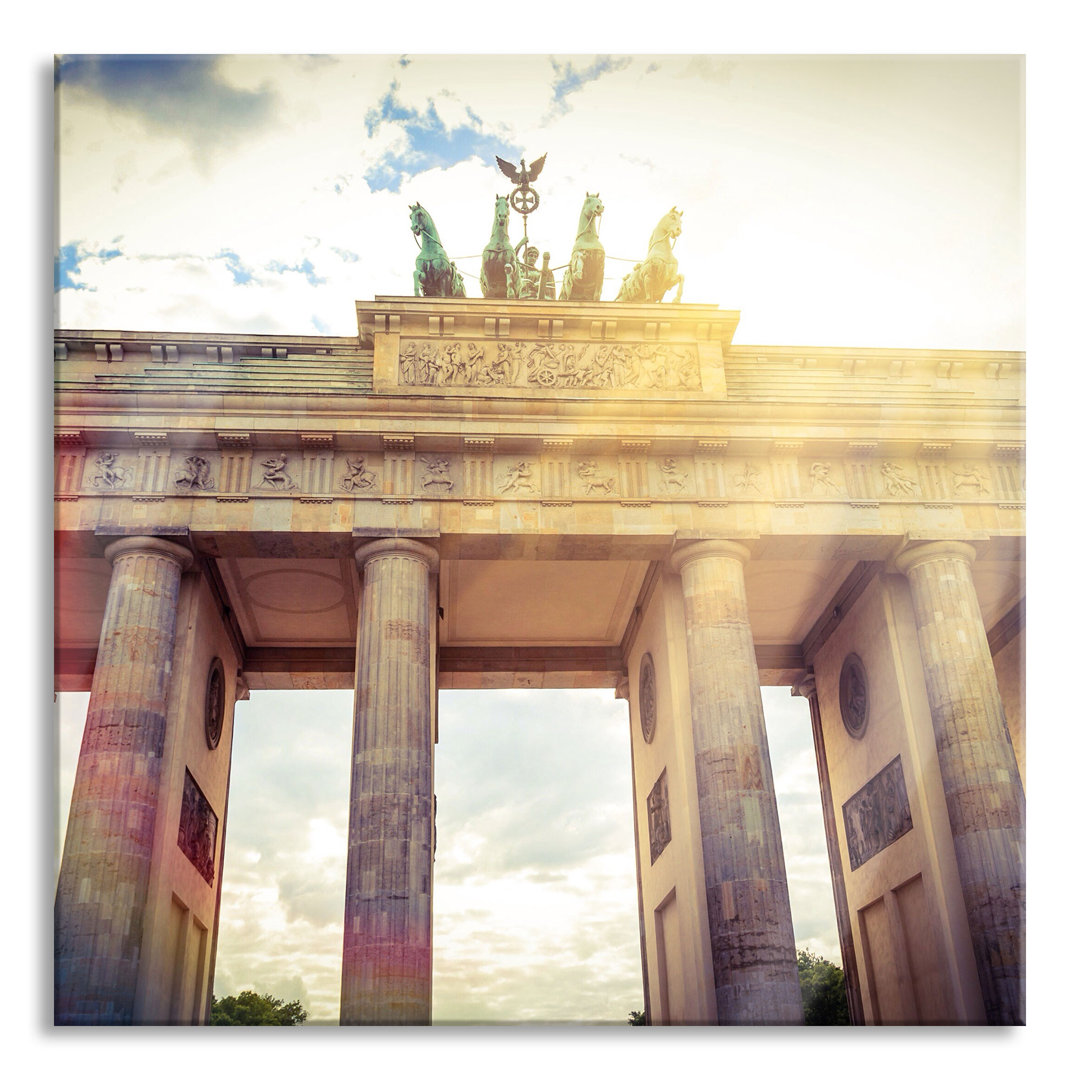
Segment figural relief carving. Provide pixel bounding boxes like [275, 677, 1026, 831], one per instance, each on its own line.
[178, 769, 218, 886]
[398, 339, 701, 391]
[577, 460, 617, 496]
[258, 453, 297, 490]
[639, 652, 657, 744]
[204, 657, 225, 750]
[734, 463, 763, 493]
[842, 756, 913, 871]
[340, 457, 378, 492]
[881, 461, 917, 496]
[496, 461, 539, 496]
[809, 461, 842, 494]
[401, 341, 499, 386]
[420, 457, 454, 493]
[90, 451, 129, 489]
[174, 455, 215, 491]
[952, 464, 991, 496]
[659, 457, 689, 492]
[647, 769, 671, 864]
[839, 652, 869, 739]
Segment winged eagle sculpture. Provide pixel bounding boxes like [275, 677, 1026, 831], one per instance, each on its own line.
[496, 153, 547, 216]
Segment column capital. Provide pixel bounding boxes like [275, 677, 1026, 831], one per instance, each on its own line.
[893, 539, 976, 576]
[791, 672, 817, 701]
[103, 535, 193, 572]
[670, 538, 750, 575]
[354, 537, 440, 573]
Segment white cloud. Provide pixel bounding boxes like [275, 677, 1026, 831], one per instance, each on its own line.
[52, 52, 1023, 1027]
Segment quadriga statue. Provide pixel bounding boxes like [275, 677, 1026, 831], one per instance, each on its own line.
[480, 194, 520, 299]
[559, 192, 605, 301]
[615, 206, 684, 303]
[409, 202, 466, 297]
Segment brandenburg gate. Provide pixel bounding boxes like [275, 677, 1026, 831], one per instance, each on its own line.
[54, 290, 1025, 1024]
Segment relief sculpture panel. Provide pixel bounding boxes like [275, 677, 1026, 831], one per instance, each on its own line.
[178, 769, 218, 886]
[842, 756, 913, 871]
[398, 339, 702, 391]
[648, 770, 671, 864]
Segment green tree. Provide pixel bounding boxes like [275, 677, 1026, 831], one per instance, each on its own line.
[797, 949, 850, 1025]
[627, 1009, 646, 1025]
[211, 990, 308, 1026]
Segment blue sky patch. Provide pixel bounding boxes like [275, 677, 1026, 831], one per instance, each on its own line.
[54, 242, 122, 291]
[267, 258, 326, 287]
[332, 247, 360, 263]
[364, 82, 521, 194]
[549, 56, 632, 115]
[216, 250, 255, 285]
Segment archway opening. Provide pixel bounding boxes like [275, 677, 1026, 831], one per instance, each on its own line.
[55, 684, 838, 1024]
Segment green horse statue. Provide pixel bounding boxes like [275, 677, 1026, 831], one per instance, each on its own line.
[480, 195, 521, 299]
[615, 206, 684, 303]
[410, 202, 466, 298]
[559, 192, 605, 301]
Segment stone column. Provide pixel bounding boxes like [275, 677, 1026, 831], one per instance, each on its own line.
[55, 535, 193, 1025]
[341, 538, 439, 1025]
[894, 540, 1025, 1024]
[793, 674, 864, 1024]
[670, 540, 803, 1024]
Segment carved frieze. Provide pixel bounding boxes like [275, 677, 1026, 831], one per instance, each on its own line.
[419, 456, 454, 494]
[64, 442, 1012, 513]
[577, 460, 617, 496]
[496, 460, 540, 496]
[398, 338, 702, 391]
[808, 461, 842, 495]
[842, 756, 913, 871]
[658, 457, 690, 493]
[257, 453, 297, 491]
[733, 462, 764, 495]
[90, 451, 128, 489]
[647, 770, 671, 864]
[340, 456, 378, 492]
[174, 455, 215, 491]
[951, 463, 991, 497]
[881, 461, 917, 497]
[178, 769, 218, 886]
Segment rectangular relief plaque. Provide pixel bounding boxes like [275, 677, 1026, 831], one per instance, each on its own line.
[399, 339, 701, 391]
[842, 755, 913, 871]
[647, 770, 671, 864]
[178, 769, 218, 886]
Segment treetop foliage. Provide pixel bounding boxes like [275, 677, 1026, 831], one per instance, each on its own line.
[797, 949, 850, 1026]
[211, 990, 308, 1026]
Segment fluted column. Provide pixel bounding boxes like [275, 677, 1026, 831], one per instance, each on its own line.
[670, 540, 803, 1024]
[793, 674, 863, 1024]
[894, 540, 1025, 1024]
[341, 538, 439, 1025]
[55, 535, 193, 1025]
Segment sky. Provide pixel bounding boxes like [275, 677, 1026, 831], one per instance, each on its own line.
[29, 9, 1070, 1072]
[53, 53, 1024, 349]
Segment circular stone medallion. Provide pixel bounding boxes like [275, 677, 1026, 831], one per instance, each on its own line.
[205, 657, 225, 750]
[839, 652, 869, 738]
[639, 653, 657, 743]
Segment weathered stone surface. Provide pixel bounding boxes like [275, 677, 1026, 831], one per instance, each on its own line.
[894, 540, 1025, 1024]
[55, 536, 192, 1025]
[340, 539, 439, 1025]
[670, 539, 803, 1024]
[54, 297, 1025, 1026]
